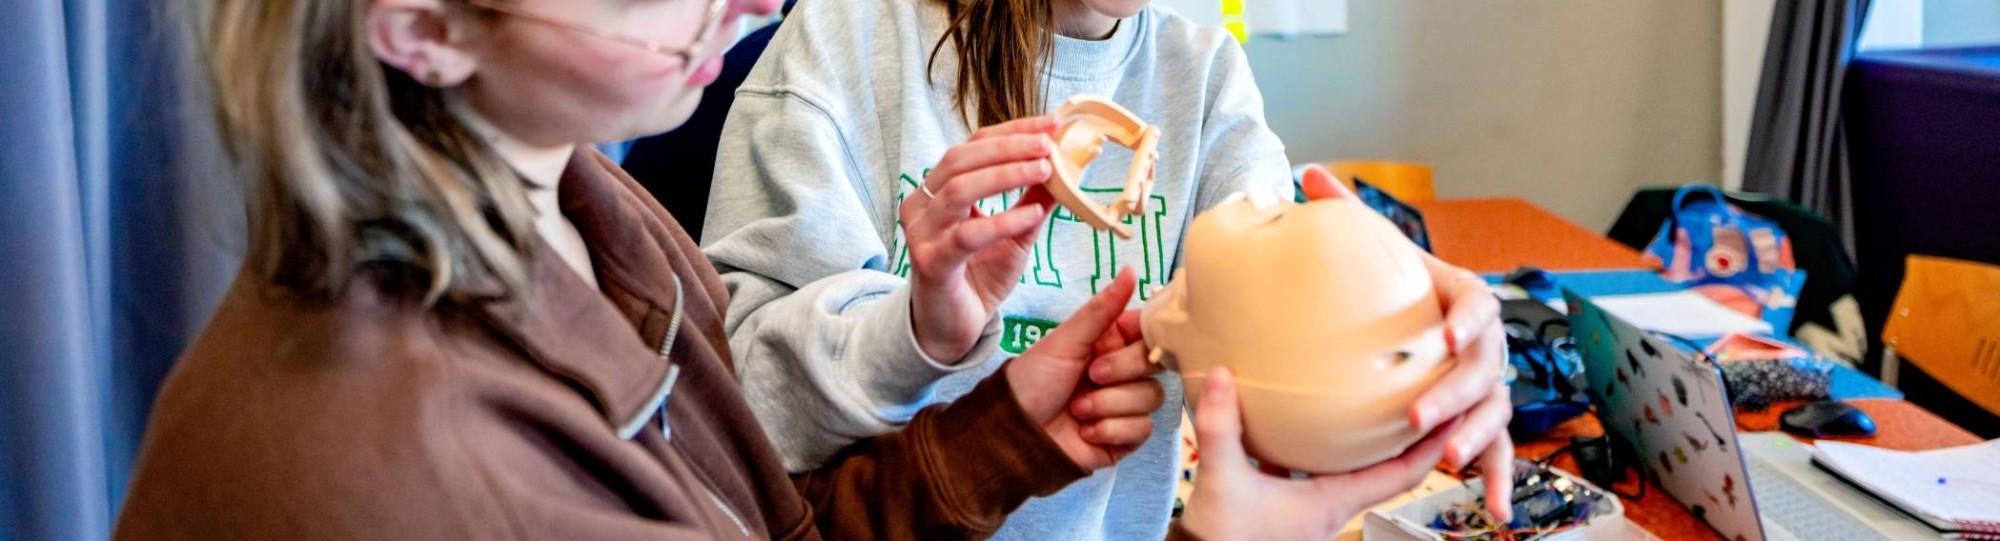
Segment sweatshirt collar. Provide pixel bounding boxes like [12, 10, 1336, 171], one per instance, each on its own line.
[1047, 7, 1144, 81]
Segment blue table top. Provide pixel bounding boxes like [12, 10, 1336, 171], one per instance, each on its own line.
[1486, 269, 1903, 401]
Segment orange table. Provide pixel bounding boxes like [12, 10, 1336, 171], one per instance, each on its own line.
[1420, 198, 1981, 540]
[1414, 198, 1655, 274]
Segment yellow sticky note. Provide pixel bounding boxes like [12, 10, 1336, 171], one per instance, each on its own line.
[1220, 0, 1248, 43]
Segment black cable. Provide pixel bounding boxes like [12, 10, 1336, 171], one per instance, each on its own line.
[1535, 437, 1647, 501]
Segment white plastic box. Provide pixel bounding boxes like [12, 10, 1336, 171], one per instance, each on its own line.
[1361, 467, 1625, 541]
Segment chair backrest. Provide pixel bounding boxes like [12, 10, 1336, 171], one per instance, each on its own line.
[1606, 187, 1857, 338]
[1323, 160, 1436, 204]
[1883, 255, 2000, 419]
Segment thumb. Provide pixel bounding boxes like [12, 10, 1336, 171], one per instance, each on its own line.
[1192, 367, 1248, 469]
[1038, 268, 1137, 359]
[1300, 165, 1358, 201]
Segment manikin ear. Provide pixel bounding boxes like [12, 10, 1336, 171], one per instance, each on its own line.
[367, 0, 481, 87]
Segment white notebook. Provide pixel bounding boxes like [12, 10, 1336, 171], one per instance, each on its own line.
[1588, 290, 1773, 338]
[1811, 440, 2000, 539]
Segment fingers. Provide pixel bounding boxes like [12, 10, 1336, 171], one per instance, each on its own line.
[949, 203, 1048, 259]
[919, 155, 1053, 233]
[1191, 366, 1247, 467]
[1088, 341, 1158, 386]
[969, 115, 1058, 142]
[1070, 377, 1164, 421]
[1034, 269, 1137, 359]
[1096, 308, 1144, 358]
[1015, 183, 1057, 216]
[1429, 260, 1501, 355]
[1411, 315, 1504, 431]
[907, 115, 1057, 258]
[1079, 416, 1154, 448]
[1091, 324, 1125, 359]
[1114, 309, 1143, 345]
[1479, 430, 1517, 523]
[1314, 416, 1458, 505]
[1412, 264, 1506, 432]
[1298, 164, 1358, 201]
[1444, 387, 1514, 470]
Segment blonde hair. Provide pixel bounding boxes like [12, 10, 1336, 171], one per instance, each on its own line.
[201, 0, 536, 302]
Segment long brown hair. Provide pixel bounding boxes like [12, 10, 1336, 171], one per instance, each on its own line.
[928, 0, 1056, 128]
[200, 0, 536, 303]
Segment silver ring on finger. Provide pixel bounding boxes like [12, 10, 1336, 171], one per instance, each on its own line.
[918, 182, 940, 200]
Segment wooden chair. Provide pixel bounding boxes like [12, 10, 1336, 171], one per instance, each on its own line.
[1322, 161, 1436, 204]
[1882, 255, 2000, 436]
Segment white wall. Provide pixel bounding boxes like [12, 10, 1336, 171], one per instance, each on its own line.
[1242, 0, 1722, 231]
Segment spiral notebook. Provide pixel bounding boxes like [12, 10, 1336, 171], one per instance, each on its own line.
[1811, 440, 2000, 539]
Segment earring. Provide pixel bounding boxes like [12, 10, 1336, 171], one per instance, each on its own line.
[424, 69, 442, 87]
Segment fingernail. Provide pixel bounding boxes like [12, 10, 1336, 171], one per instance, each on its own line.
[1412, 404, 1437, 429]
[1016, 205, 1046, 226]
[1080, 425, 1098, 441]
[1090, 361, 1110, 383]
[1074, 397, 1095, 417]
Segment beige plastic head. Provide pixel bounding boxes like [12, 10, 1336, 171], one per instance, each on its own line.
[1047, 95, 1160, 240]
[1142, 190, 1452, 473]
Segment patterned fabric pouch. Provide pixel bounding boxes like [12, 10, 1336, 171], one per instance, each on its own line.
[1705, 334, 1833, 411]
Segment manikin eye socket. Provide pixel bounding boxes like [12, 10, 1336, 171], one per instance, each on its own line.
[1372, 350, 1414, 370]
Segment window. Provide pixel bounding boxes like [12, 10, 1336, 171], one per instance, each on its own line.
[1859, 0, 2000, 52]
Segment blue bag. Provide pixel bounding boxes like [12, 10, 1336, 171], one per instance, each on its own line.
[1642, 185, 1806, 332]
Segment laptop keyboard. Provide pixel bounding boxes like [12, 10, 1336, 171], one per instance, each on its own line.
[1747, 458, 1895, 541]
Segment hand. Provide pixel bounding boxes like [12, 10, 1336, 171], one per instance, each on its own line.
[1301, 165, 1517, 520]
[1004, 269, 1166, 470]
[1181, 367, 1461, 540]
[901, 116, 1063, 362]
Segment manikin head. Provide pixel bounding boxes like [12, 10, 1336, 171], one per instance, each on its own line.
[1143, 190, 1452, 473]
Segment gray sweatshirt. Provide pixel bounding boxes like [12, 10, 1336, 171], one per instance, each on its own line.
[704, 1, 1289, 539]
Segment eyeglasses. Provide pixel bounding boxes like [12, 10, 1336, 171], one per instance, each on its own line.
[461, 0, 730, 68]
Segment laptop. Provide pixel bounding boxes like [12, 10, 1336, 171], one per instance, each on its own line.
[1565, 289, 1944, 541]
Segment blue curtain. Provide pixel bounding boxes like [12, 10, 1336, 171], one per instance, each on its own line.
[1, 0, 236, 539]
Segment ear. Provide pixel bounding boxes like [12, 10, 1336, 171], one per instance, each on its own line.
[367, 0, 481, 87]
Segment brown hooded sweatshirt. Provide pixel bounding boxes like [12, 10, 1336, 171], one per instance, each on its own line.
[113, 149, 1089, 540]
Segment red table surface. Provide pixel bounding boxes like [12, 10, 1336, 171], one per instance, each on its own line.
[1414, 198, 1655, 274]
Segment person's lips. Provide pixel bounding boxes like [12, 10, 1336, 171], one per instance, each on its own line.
[688, 55, 724, 87]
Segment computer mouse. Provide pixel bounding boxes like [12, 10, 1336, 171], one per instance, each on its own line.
[1779, 400, 1877, 438]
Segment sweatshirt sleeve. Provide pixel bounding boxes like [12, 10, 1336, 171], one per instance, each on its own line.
[791, 368, 1090, 541]
[704, 88, 1005, 473]
[1189, 37, 1294, 216]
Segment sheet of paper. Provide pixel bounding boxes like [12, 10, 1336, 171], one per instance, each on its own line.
[1813, 440, 2000, 524]
[1588, 290, 1773, 338]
